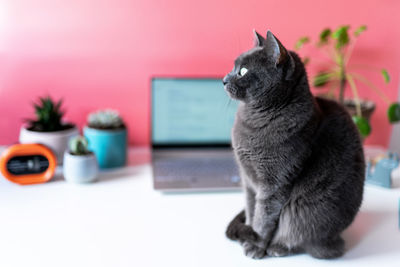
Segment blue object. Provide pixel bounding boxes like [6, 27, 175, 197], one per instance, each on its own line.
[366, 153, 399, 188]
[83, 126, 127, 169]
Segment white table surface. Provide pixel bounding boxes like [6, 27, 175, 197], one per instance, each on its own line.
[0, 147, 399, 267]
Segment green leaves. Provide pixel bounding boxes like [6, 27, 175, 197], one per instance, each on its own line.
[315, 25, 366, 50]
[295, 36, 310, 50]
[297, 25, 365, 53]
[352, 103, 400, 138]
[332, 25, 350, 49]
[313, 72, 331, 87]
[381, 69, 390, 83]
[354, 25, 367, 37]
[388, 103, 400, 123]
[318, 28, 331, 46]
[352, 116, 371, 137]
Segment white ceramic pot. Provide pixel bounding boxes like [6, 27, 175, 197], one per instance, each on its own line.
[19, 125, 79, 165]
[63, 152, 98, 183]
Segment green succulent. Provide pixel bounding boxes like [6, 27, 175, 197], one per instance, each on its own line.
[87, 109, 125, 130]
[27, 96, 69, 132]
[69, 136, 90, 155]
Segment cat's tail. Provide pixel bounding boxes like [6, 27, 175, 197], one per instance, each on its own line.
[226, 210, 258, 242]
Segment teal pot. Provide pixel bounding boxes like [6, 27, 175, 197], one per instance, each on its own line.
[83, 126, 127, 169]
[63, 152, 98, 183]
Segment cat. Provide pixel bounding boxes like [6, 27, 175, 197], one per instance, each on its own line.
[223, 30, 365, 259]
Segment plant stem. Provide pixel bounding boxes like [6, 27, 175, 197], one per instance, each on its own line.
[344, 39, 357, 66]
[348, 64, 383, 72]
[335, 49, 346, 104]
[327, 80, 340, 98]
[339, 69, 346, 104]
[350, 72, 391, 104]
[346, 74, 362, 117]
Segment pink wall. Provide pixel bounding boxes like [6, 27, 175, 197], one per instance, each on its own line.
[0, 0, 399, 146]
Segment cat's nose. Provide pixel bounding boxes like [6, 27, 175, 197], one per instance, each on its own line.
[222, 76, 228, 85]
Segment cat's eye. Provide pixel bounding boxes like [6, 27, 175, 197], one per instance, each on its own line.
[239, 67, 248, 76]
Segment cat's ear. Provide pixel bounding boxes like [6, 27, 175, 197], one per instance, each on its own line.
[265, 30, 288, 66]
[253, 29, 265, 47]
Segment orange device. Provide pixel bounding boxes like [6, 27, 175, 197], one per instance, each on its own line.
[0, 144, 57, 185]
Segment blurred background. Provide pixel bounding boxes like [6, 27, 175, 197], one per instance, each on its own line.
[0, 0, 399, 147]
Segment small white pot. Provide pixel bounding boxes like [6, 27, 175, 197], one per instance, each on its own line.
[19, 125, 79, 165]
[63, 152, 98, 184]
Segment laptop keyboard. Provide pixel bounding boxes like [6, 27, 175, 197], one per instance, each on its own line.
[153, 154, 241, 188]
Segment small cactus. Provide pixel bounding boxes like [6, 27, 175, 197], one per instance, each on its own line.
[87, 109, 125, 130]
[69, 136, 90, 155]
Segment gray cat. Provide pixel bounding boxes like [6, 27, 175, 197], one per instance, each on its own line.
[223, 30, 365, 259]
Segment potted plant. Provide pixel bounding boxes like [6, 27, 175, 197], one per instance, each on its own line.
[295, 25, 400, 138]
[63, 136, 98, 183]
[19, 96, 79, 164]
[83, 109, 127, 169]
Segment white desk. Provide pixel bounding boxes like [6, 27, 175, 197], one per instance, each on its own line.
[0, 147, 399, 267]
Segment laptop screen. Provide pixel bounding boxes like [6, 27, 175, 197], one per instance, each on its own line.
[151, 78, 238, 146]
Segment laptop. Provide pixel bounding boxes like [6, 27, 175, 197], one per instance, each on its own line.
[151, 77, 241, 192]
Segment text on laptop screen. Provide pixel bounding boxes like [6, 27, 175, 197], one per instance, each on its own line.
[152, 78, 238, 145]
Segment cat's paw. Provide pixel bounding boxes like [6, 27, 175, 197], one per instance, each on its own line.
[267, 244, 290, 257]
[242, 241, 266, 259]
[239, 225, 259, 242]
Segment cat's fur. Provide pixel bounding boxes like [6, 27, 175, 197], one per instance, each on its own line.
[223, 30, 365, 259]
